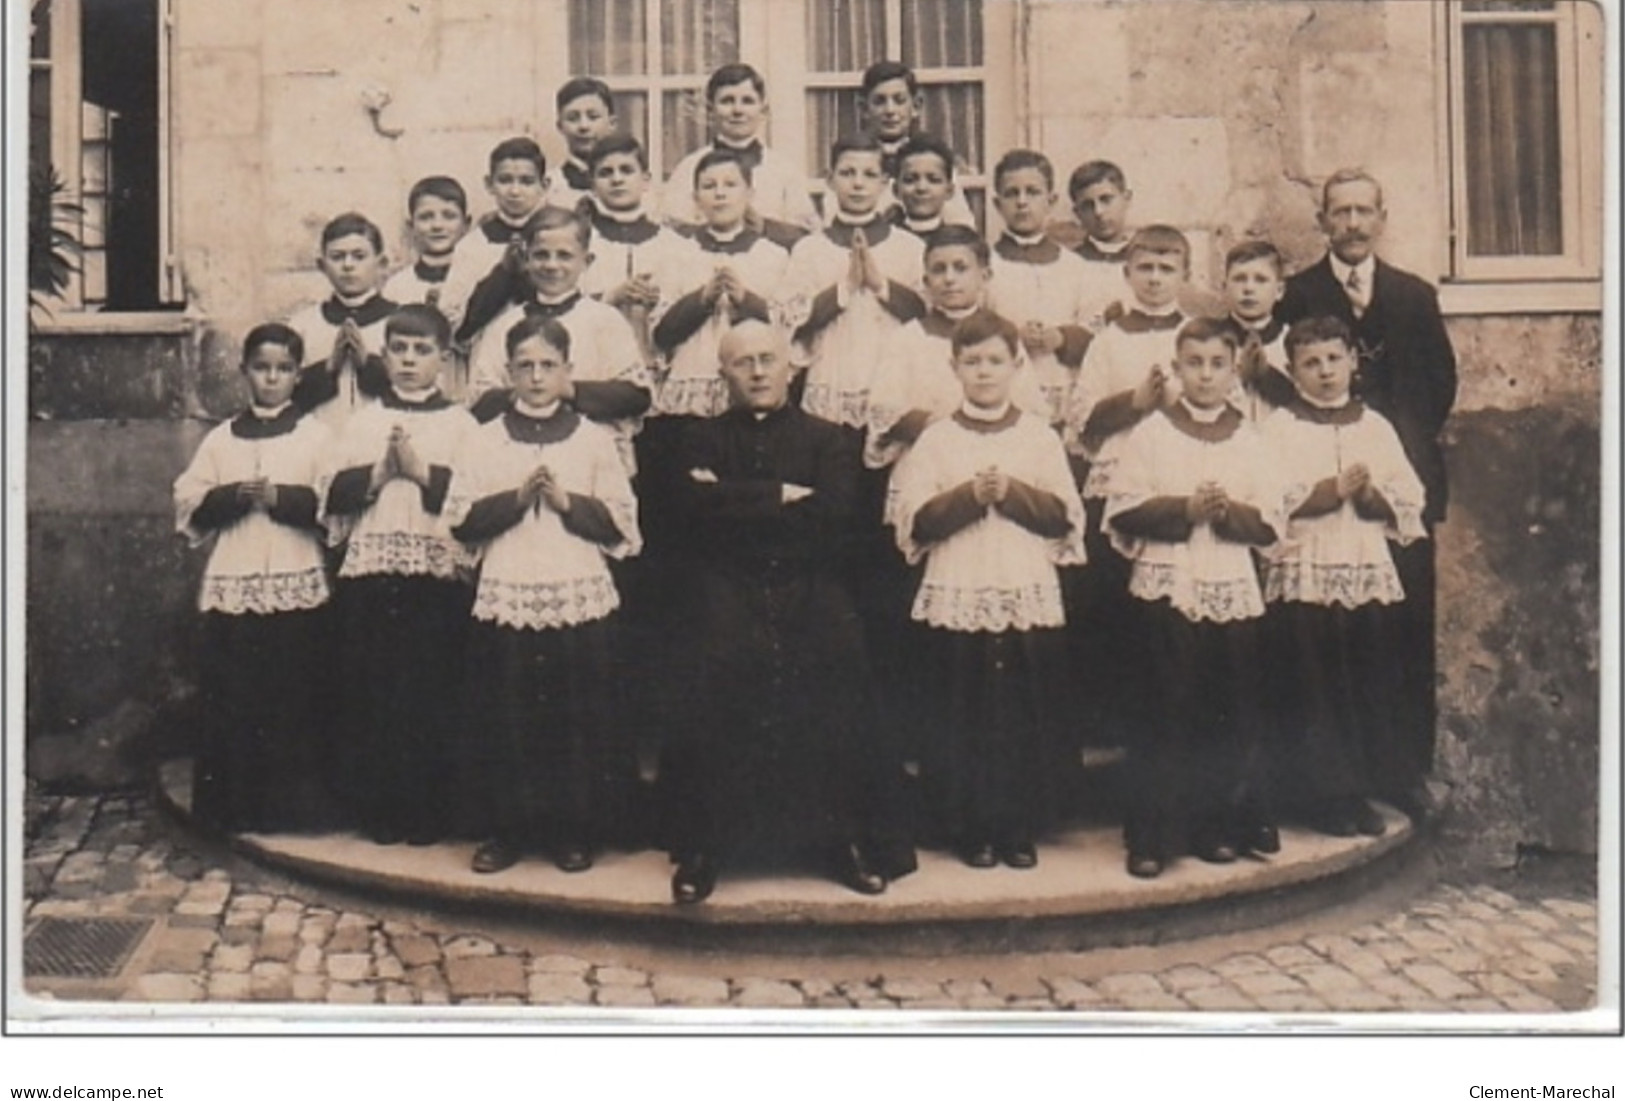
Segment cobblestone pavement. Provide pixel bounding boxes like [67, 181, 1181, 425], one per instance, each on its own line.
[20, 793, 1601, 1015]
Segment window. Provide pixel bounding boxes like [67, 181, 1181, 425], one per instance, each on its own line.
[564, 0, 1007, 229]
[1444, 0, 1603, 283]
[28, 0, 179, 315]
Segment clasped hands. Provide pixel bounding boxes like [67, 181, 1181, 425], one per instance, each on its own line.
[370, 425, 433, 493]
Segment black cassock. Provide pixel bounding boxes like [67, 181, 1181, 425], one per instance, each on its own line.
[657, 403, 915, 876]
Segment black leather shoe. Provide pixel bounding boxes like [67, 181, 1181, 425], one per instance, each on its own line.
[553, 845, 594, 873]
[671, 854, 717, 905]
[999, 841, 1038, 869]
[368, 825, 405, 846]
[470, 839, 521, 874]
[1310, 808, 1360, 838]
[405, 830, 441, 847]
[1126, 851, 1164, 879]
[834, 843, 887, 896]
[1194, 839, 1239, 864]
[1240, 823, 1281, 855]
[960, 842, 998, 869]
[1351, 800, 1388, 837]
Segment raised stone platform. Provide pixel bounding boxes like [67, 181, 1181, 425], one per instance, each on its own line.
[158, 762, 1423, 954]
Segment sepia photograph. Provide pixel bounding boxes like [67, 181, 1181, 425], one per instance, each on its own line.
[6, 0, 1617, 1069]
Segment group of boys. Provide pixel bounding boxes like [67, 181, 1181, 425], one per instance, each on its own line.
[264, 56, 1454, 890]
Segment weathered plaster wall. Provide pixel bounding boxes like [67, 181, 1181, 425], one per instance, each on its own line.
[1027, 0, 1442, 289]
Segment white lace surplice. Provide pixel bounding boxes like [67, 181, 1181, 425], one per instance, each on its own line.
[648, 234, 790, 419]
[1104, 411, 1281, 624]
[445, 416, 640, 631]
[172, 417, 333, 615]
[1259, 406, 1427, 608]
[782, 228, 925, 429]
[891, 412, 1086, 633]
[318, 400, 479, 581]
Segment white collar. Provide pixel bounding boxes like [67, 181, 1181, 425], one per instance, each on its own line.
[960, 400, 1011, 422]
[514, 397, 562, 418]
[1004, 229, 1049, 247]
[904, 216, 944, 234]
[715, 136, 764, 152]
[833, 211, 881, 227]
[390, 385, 438, 404]
[534, 290, 580, 307]
[704, 222, 748, 242]
[334, 290, 377, 309]
[1088, 235, 1129, 254]
[249, 401, 292, 420]
[1230, 312, 1273, 332]
[591, 199, 652, 223]
[1329, 253, 1375, 287]
[1300, 390, 1352, 410]
[1179, 397, 1226, 423]
[1131, 301, 1183, 318]
[936, 300, 982, 321]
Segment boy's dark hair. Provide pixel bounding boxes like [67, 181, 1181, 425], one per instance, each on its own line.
[994, 149, 1055, 192]
[521, 204, 592, 251]
[587, 133, 649, 173]
[242, 322, 305, 367]
[1175, 315, 1242, 356]
[1067, 159, 1129, 201]
[1224, 238, 1284, 277]
[693, 147, 754, 187]
[407, 176, 469, 217]
[320, 212, 385, 254]
[895, 135, 955, 180]
[861, 59, 918, 98]
[951, 309, 1020, 357]
[487, 136, 547, 178]
[555, 76, 615, 116]
[829, 132, 887, 171]
[1284, 315, 1356, 361]
[505, 313, 573, 362]
[385, 302, 453, 349]
[706, 62, 765, 102]
[924, 224, 989, 267]
[1124, 224, 1191, 270]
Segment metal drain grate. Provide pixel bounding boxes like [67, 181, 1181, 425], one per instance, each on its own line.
[24, 917, 154, 978]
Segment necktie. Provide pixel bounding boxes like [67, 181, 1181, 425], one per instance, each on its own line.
[1346, 268, 1367, 317]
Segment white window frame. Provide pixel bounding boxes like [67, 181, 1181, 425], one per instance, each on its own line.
[1440, 0, 1603, 287]
[554, 0, 1013, 225]
[30, 0, 182, 322]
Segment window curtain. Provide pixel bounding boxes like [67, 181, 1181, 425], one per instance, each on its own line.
[804, 0, 983, 177]
[570, 0, 736, 176]
[1462, 21, 1563, 255]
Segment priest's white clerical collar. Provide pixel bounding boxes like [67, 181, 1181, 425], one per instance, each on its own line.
[960, 400, 1012, 422]
[390, 385, 438, 404]
[1300, 390, 1352, 410]
[705, 223, 748, 243]
[1004, 229, 1049, 247]
[1179, 397, 1227, 423]
[938, 301, 982, 321]
[515, 398, 563, 419]
[1088, 236, 1129, 255]
[335, 290, 377, 310]
[833, 211, 881, 227]
[249, 401, 292, 419]
[905, 216, 944, 234]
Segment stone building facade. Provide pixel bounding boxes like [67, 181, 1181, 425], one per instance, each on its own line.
[25, 0, 1605, 861]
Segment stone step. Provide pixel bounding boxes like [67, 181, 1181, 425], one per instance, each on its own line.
[156, 760, 1421, 955]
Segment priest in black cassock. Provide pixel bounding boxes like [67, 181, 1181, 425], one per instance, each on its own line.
[1276, 168, 1459, 819]
[657, 318, 916, 904]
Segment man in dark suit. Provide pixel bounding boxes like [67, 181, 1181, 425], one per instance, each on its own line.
[1277, 168, 1458, 819]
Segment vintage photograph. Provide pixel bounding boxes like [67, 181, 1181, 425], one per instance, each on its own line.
[10, 0, 1611, 1040]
